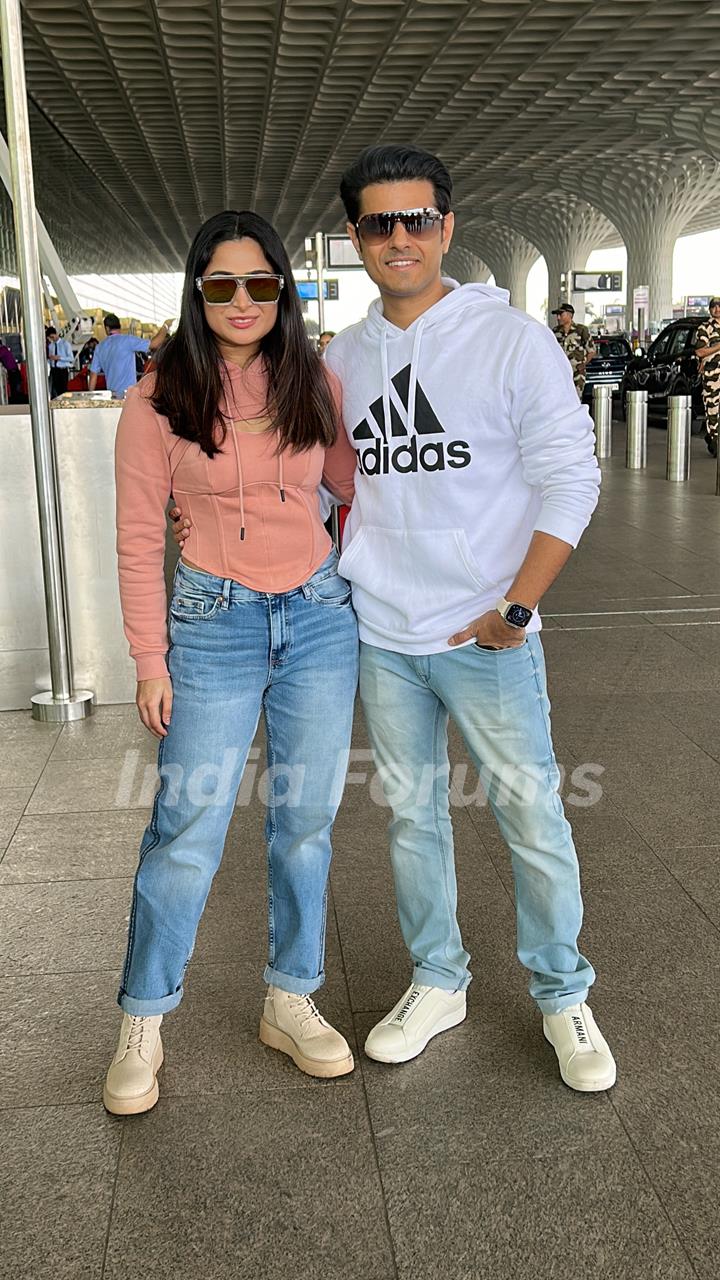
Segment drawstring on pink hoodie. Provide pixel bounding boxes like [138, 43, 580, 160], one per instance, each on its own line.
[227, 375, 286, 542]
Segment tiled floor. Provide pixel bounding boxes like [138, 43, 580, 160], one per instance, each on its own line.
[2, 424, 720, 1280]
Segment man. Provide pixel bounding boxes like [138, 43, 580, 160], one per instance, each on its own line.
[551, 303, 596, 397]
[694, 298, 720, 457]
[46, 327, 74, 399]
[318, 330, 336, 355]
[326, 145, 615, 1092]
[89, 313, 170, 399]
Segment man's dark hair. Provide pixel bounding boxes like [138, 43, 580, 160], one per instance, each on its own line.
[46, 327, 58, 338]
[340, 145, 453, 225]
[104, 314, 121, 331]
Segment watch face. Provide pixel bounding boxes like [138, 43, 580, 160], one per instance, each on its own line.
[506, 603, 532, 628]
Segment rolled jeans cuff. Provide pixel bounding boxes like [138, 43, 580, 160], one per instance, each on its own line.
[263, 964, 325, 995]
[534, 989, 590, 1015]
[118, 987, 184, 1017]
[413, 964, 472, 994]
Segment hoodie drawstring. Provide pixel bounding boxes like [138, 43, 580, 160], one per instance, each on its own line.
[229, 421, 286, 543]
[380, 316, 427, 439]
[407, 317, 427, 438]
[229, 425, 247, 541]
[381, 330, 392, 441]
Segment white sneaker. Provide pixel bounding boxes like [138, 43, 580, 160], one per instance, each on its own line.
[103, 1013, 164, 1115]
[543, 1002, 616, 1092]
[364, 983, 466, 1064]
[259, 987, 354, 1079]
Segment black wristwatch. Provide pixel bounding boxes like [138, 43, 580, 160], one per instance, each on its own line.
[496, 596, 533, 629]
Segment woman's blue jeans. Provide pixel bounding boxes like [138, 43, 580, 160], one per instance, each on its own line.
[359, 635, 595, 1014]
[118, 552, 359, 1016]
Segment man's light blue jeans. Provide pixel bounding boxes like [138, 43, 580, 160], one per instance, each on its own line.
[119, 552, 359, 1016]
[359, 634, 595, 1013]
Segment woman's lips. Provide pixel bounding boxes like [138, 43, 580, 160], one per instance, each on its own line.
[227, 316, 258, 329]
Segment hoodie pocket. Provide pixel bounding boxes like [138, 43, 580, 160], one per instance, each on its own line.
[338, 526, 495, 640]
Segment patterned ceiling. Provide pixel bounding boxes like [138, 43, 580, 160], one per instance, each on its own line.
[3, 1, 719, 309]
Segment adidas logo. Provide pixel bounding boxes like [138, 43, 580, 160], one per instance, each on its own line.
[352, 364, 471, 476]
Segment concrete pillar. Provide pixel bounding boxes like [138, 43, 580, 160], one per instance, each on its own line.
[444, 245, 491, 284]
[525, 200, 616, 318]
[623, 221, 677, 333]
[459, 223, 539, 312]
[578, 157, 720, 330]
[454, 194, 616, 324]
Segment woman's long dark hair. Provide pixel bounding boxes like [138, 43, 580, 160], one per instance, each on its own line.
[151, 211, 337, 457]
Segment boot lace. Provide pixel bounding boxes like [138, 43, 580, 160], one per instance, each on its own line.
[126, 1016, 149, 1051]
[287, 994, 323, 1028]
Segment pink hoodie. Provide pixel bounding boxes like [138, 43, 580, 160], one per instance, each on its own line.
[115, 359, 356, 681]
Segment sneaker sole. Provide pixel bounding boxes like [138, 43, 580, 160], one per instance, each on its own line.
[102, 1044, 164, 1116]
[364, 1003, 467, 1064]
[543, 1028, 617, 1092]
[259, 1017, 354, 1079]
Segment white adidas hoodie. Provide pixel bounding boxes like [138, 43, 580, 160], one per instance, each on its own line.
[325, 279, 600, 655]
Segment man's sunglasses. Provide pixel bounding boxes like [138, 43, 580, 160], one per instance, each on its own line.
[355, 207, 444, 245]
[195, 274, 284, 305]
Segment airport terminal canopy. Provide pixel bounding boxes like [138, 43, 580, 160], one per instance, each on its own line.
[1, 0, 720, 322]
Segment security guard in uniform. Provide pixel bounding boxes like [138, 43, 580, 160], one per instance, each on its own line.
[695, 298, 720, 457]
[551, 304, 596, 397]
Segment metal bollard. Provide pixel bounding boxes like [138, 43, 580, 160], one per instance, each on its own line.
[666, 395, 692, 482]
[625, 389, 648, 469]
[592, 384, 613, 458]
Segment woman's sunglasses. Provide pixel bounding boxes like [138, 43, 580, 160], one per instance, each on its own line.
[355, 207, 444, 245]
[195, 274, 284, 305]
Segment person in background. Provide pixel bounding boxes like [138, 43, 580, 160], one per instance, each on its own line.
[0, 337, 20, 400]
[46, 327, 74, 399]
[694, 297, 720, 457]
[89, 313, 170, 399]
[78, 335, 98, 369]
[551, 304, 596, 397]
[318, 330, 336, 355]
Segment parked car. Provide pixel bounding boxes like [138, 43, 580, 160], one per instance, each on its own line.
[581, 334, 633, 402]
[620, 317, 705, 433]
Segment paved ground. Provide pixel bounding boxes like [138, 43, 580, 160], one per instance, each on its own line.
[2, 422, 720, 1280]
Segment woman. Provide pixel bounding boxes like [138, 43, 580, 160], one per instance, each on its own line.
[105, 211, 358, 1115]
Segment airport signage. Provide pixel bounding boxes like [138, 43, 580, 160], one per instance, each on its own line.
[604, 304, 625, 316]
[296, 279, 339, 301]
[685, 295, 710, 315]
[325, 235, 363, 269]
[573, 271, 623, 292]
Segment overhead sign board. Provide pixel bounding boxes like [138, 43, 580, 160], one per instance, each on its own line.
[296, 279, 338, 301]
[325, 235, 363, 269]
[685, 295, 710, 315]
[573, 271, 623, 292]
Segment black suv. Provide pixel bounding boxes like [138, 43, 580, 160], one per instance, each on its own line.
[582, 334, 633, 402]
[621, 317, 705, 432]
